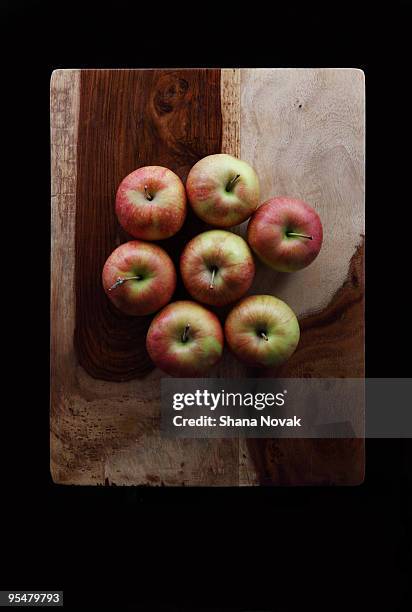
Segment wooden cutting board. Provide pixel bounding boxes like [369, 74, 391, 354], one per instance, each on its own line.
[50, 68, 365, 486]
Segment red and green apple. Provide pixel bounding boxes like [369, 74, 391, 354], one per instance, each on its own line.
[224, 294, 300, 367]
[186, 154, 260, 227]
[115, 166, 187, 240]
[102, 240, 176, 316]
[180, 230, 255, 307]
[146, 301, 224, 377]
[247, 196, 323, 272]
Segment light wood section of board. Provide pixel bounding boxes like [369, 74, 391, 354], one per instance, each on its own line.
[240, 68, 365, 317]
[50, 69, 80, 482]
[221, 68, 241, 157]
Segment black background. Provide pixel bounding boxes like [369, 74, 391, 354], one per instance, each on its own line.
[2, 1, 412, 610]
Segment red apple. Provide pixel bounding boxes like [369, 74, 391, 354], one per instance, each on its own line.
[225, 295, 300, 367]
[102, 241, 176, 316]
[115, 166, 187, 240]
[146, 301, 224, 377]
[247, 197, 323, 272]
[180, 230, 255, 307]
[186, 154, 260, 227]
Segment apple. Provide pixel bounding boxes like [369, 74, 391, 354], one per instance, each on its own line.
[224, 295, 300, 367]
[102, 240, 176, 316]
[146, 301, 224, 377]
[180, 230, 255, 307]
[186, 154, 260, 227]
[247, 196, 323, 272]
[115, 166, 187, 240]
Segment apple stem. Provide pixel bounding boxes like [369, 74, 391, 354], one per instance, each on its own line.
[226, 174, 240, 192]
[286, 232, 313, 240]
[108, 276, 141, 291]
[209, 267, 216, 289]
[182, 324, 191, 343]
[144, 185, 153, 201]
[260, 331, 269, 341]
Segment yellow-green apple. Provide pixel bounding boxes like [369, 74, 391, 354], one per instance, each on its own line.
[180, 230, 255, 307]
[224, 295, 300, 367]
[102, 241, 176, 316]
[247, 197, 323, 272]
[146, 301, 224, 377]
[186, 154, 260, 227]
[115, 166, 186, 240]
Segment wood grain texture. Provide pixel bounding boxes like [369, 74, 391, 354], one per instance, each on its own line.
[246, 241, 365, 486]
[74, 69, 223, 381]
[221, 69, 240, 156]
[237, 69, 365, 485]
[51, 69, 241, 486]
[50, 69, 79, 481]
[50, 68, 365, 486]
[240, 68, 365, 317]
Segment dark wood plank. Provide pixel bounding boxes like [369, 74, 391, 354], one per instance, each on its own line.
[74, 69, 223, 381]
